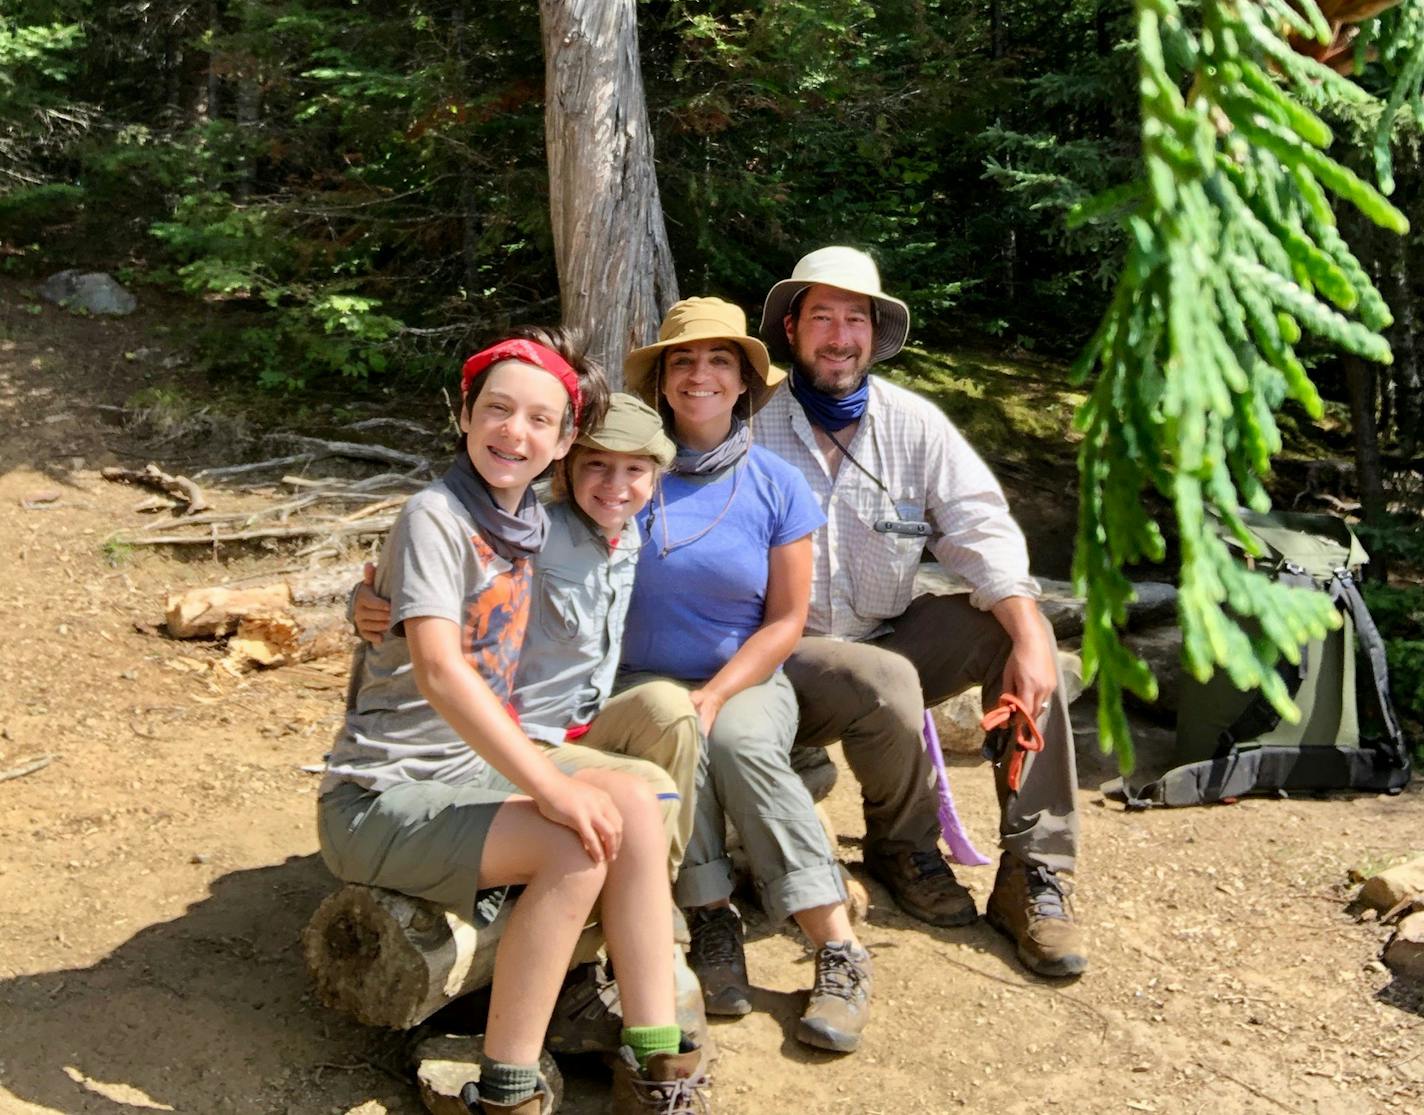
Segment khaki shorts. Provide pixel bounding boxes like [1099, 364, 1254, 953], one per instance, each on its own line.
[317, 775, 517, 920]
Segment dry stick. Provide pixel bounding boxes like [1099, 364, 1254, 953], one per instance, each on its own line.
[344, 417, 434, 437]
[0, 755, 56, 784]
[1191, 1059, 1302, 1114]
[934, 953, 1112, 1040]
[337, 496, 406, 523]
[273, 434, 429, 472]
[118, 515, 398, 546]
[193, 453, 317, 481]
[101, 464, 210, 514]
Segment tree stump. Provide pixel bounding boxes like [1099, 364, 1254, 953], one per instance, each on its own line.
[303, 884, 603, 1030]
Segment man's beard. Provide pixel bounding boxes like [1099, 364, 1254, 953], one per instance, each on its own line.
[796, 347, 870, 398]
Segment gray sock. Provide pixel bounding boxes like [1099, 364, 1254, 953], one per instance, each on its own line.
[477, 1056, 540, 1106]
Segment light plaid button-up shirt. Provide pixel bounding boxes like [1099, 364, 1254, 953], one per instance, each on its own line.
[755, 375, 1040, 640]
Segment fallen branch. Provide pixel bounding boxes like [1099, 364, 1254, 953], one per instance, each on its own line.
[345, 417, 434, 438]
[273, 434, 429, 472]
[102, 464, 210, 514]
[0, 755, 56, 784]
[116, 513, 398, 547]
[193, 453, 318, 482]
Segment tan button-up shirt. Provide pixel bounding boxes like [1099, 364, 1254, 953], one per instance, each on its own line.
[755, 376, 1040, 640]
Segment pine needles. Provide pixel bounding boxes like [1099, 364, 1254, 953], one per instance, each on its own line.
[1070, 0, 1416, 773]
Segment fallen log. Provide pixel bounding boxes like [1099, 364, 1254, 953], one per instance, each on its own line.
[166, 565, 362, 638]
[226, 607, 351, 668]
[303, 884, 603, 1030]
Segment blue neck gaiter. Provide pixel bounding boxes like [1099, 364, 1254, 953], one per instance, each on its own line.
[788, 367, 870, 432]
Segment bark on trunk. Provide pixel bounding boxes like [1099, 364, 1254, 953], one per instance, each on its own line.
[539, 0, 678, 387]
[303, 884, 603, 1030]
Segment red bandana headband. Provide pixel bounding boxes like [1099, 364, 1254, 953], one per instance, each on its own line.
[461, 338, 582, 425]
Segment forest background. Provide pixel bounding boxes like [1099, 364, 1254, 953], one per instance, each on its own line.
[1, 0, 1422, 743]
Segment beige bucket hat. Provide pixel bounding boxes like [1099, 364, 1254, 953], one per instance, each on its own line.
[624, 297, 786, 414]
[758, 246, 911, 366]
[576, 392, 676, 467]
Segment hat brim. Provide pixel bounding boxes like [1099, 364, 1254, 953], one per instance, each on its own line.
[758, 280, 910, 366]
[624, 332, 787, 414]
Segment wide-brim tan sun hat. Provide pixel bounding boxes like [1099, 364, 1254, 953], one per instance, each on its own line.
[576, 392, 676, 467]
[624, 297, 786, 414]
[758, 246, 911, 366]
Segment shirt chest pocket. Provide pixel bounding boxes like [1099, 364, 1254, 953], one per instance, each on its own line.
[535, 570, 603, 644]
[843, 490, 925, 620]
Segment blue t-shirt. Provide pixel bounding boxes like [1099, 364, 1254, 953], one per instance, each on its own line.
[621, 445, 826, 681]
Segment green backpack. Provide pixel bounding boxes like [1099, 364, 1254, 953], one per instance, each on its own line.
[1111, 509, 1412, 808]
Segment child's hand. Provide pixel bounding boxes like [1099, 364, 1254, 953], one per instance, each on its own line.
[689, 688, 725, 737]
[535, 776, 623, 864]
[353, 563, 393, 645]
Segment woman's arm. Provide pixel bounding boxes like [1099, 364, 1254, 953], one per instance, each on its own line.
[689, 534, 812, 734]
[405, 614, 623, 862]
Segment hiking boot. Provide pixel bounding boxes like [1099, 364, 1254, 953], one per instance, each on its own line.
[686, 905, 752, 1017]
[796, 941, 873, 1054]
[460, 1076, 554, 1114]
[985, 854, 1088, 978]
[864, 846, 978, 927]
[610, 1041, 712, 1114]
[545, 960, 623, 1054]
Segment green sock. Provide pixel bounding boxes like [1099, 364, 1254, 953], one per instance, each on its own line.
[621, 1024, 682, 1068]
[477, 1057, 540, 1106]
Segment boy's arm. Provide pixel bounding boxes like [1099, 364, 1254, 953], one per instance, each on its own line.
[404, 614, 623, 863]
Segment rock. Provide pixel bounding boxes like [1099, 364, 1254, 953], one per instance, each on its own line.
[912, 564, 1176, 642]
[412, 1034, 562, 1115]
[1122, 626, 1183, 719]
[1357, 857, 1424, 914]
[38, 270, 137, 316]
[933, 689, 987, 755]
[790, 744, 838, 801]
[1383, 911, 1424, 981]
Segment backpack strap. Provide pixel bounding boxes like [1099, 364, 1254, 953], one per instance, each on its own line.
[1327, 569, 1410, 768]
[1103, 745, 1412, 807]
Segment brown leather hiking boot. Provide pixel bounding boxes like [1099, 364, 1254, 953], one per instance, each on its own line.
[686, 905, 752, 1017]
[796, 940, 873, 1053]
[610, 1043, 712, 1114]
[459, 1077, 554, 1114]
[985, 854, 1088, 978]
[864, 846, 978, 926]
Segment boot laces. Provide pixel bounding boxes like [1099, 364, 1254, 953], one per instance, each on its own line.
[629, 1071, 712, 1114]
[688, 908, 742, 968]
[1025, 865, 1069, 921]
[812, 945, 869, 1002]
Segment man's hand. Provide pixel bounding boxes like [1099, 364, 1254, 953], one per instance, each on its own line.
[688, 687, 725, 738]
[534, 775, 622, 863]
[354, 563, 393, 646]
[992, 596, 1058, 720]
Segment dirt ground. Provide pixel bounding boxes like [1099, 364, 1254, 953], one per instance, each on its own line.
[1, 283, 1421, 1115]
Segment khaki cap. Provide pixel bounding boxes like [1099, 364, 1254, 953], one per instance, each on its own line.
[576, 392, 676, 467]
[624, 297, 786, 414]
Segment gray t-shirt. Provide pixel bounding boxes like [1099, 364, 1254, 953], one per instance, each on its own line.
[512, 501, 639, 744]
[321, 478, 533, 795]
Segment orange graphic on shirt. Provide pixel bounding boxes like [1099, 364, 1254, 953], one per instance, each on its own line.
[462, 533, 532, 704]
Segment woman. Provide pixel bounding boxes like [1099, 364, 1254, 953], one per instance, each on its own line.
[618, 297, 873, 1055]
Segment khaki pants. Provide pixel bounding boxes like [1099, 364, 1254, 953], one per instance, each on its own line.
[550, 679, 701, 876]
[785, 593, 1079, 874]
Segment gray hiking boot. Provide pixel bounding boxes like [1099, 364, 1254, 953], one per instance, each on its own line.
[864, 845, 978, 927]
[796, 940, 873, 1054]
[686, 905, 752, 1017]
[460, 1075, 555, 1114]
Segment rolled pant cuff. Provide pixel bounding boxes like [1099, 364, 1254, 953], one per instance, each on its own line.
[757, 862, 848, 926]
[675, 857, 735, 910]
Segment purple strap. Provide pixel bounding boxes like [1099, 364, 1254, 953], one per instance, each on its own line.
[923, 710, 990, 867]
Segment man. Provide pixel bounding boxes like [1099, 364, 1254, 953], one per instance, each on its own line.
[751, 246, 1085, 978]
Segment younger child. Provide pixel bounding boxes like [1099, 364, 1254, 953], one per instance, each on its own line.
[320, 334, 709, 1114]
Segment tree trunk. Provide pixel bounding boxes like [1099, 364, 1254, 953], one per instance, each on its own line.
[539, 0, 679, 387]
[1344, 354, 1388, 581]
[1386, 231, 1420, 455]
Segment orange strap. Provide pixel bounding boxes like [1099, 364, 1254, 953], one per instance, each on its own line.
[978, 693, 1045, 794]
